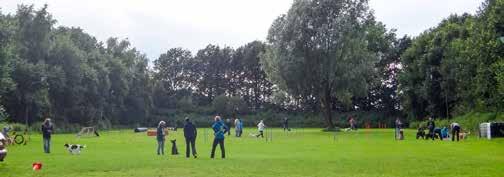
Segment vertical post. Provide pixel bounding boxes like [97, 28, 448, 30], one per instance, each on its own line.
[333, 130, 336, 142]
[270, 128, 273, 142]
[204, 128, 207, 144]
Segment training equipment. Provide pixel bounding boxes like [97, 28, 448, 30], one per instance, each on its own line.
[147, 129, 168, 136]
[32, 162, 42, 171]
[480, 122, 504, 139]
[134, 127, 148, 133]
[77, 127, 99, 138]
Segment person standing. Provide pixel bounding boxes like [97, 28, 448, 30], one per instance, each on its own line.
[156, 121, 166, 155]
[256, 120, 266, 138]
[211, 116, 228, 159]
[395, 118, 403, 140]
[451, 122, 461, 142]
[427, 117, 436, 140]
[183, 117, 198, 158]
[41, 118, 53, 154]
[349, 116, 356, 130]
[235, 118, 243, 137]
[283, 117, 289, 132]
[225, 118, 232, 136]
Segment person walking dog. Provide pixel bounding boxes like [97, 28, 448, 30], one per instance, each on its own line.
[183, 117, 198, 158]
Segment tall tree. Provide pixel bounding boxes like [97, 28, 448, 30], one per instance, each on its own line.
[262, 0, 379, 128]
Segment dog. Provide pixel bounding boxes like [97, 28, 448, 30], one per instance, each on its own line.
[416, 128, 426, 139]
[459, 132, 470, 140]
[64, 144, 86, 155]
[170, 140, 179, 155]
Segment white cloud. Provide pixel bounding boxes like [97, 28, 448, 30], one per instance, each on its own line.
[0, 0, 483, 60]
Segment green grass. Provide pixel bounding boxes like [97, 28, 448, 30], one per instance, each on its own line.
[1, 128, 503, 177]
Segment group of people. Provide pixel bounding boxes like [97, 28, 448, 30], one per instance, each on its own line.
[156, 118, 198, 158]
[154, 116, 283, 159]
[424, 117, 462, 141]
[155, 116, 258, 159]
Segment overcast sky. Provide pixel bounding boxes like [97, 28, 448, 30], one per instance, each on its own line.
[0, 0, 484, 60]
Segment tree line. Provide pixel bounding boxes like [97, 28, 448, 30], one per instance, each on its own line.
[0, 0, 502, 129]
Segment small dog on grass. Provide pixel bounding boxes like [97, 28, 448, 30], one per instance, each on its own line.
[170, 140, 179, 155]
[416, 128, 426, 139]
[459, 132, 470, 140]
[64, 144, 86, 155]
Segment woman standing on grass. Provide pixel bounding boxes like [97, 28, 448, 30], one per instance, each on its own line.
[41, 118, 53, 154]
[157, 121, 166, 155]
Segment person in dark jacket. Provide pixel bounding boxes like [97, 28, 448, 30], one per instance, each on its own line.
[211, 116, 228, 159]
[395, 118, 403, 140]
[451, 122, 461, 142]
[283, 117, 289, 132]
[426, 117, 436, 140]
[183, 117, 197, 158]
[41, 118, 53, 153]
[156, 121, 166, 155]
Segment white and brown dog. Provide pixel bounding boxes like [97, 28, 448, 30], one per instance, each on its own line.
[64, 144, 86, 155]
[459, 132, 470, 140]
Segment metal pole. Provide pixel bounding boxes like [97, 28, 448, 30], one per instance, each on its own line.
[204, 128, 207, 144]
[270, 128, 273, 142]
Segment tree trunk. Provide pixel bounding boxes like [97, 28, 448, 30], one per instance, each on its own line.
[321, 88, 334, 129]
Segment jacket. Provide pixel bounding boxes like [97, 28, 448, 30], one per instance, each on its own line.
[212, 121, 228, 140]
[184, 121, 197, 139]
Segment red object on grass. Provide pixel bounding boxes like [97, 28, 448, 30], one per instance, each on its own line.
[32, 162, 42, 171]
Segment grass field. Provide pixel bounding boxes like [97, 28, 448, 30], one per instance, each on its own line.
[0, 128, 503, 177]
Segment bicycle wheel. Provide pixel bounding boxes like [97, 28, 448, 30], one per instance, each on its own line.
[14, 134, 24, 145]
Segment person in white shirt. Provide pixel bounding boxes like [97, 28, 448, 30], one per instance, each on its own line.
[0, 132, 7, 162]
[450, 122, 461, 142]
[256, 120, 266, 138]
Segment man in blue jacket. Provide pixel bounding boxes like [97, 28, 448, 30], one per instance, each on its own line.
[183, 117, 197, 158]
[211, 116, 228, 159]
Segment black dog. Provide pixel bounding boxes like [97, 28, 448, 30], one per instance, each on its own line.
[425, 129, 442, 140]
[416, 128, 426, 139]
[170, 140, 179, 155]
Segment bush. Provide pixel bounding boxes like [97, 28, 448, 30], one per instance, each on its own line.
[0, 105, 8, 122]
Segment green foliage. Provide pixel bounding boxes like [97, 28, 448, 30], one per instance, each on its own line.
[0, 104, 8, 122]
[262, 0, 383, 128]
[400, 0, 504, 119]
[0, 2, 501, 129]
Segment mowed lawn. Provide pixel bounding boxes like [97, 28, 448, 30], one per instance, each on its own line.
[0, 128, 502, 177]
